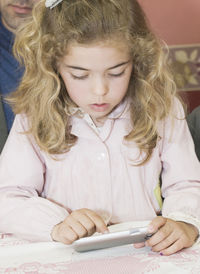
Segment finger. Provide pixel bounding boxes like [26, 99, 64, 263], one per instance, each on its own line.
[70, 211, 96, 236]
[133, 242, 145, 248]
[56, 223, 79, 244]
[148, 216, 167, 233]
[146, 225, 171, 247]
[65, 214, 89, 238]
[83, 209, 108, 233]
[159, 238, 184, 256]
[151, 231, 178, 252]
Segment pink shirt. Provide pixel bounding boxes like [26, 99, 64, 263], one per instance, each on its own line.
[0, 99, 200, 242]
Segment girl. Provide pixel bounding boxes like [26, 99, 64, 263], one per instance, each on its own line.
[0, 0, 200, 256]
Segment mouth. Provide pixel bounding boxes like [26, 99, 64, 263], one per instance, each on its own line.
[90, 103, 109, 112]
[10, 4, 32, 15]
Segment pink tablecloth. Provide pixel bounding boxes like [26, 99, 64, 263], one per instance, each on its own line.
[0, 233, 200, 274]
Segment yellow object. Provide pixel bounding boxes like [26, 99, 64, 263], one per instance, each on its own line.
[154, 181, 163, 209]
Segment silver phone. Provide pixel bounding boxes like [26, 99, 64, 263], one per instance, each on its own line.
[72, 226, 152, 252]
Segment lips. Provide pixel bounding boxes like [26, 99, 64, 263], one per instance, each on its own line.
[90, 103, 109, 112]
[10, 5, 32, 15]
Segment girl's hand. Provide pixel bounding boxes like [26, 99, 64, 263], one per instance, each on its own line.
[51, 208, 108, 244]
[135, 216, 198, 256]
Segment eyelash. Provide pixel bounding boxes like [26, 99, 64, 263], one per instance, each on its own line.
[109, 70, 125, 77]
[71, 70, 125, 80]
[71, 75, 88, 80]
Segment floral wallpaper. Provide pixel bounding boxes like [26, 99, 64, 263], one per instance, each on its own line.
[168, 44, 200, 91]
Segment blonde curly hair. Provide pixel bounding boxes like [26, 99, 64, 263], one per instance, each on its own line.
[10, 0, 178, 163]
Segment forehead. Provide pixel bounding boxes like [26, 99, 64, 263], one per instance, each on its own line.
[63, 41, 131, 64]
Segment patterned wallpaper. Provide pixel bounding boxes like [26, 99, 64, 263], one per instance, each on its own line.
[169, 44, 200, 91]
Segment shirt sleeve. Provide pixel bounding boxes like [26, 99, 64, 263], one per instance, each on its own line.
[0, 114, 69, 242]
[160, 99, 200, 235]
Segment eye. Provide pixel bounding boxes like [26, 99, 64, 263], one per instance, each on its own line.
[108, 70, 125, 77]
[71, 74, 88, 80]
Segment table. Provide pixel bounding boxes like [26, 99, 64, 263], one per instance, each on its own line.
[0, 224, 200, 273]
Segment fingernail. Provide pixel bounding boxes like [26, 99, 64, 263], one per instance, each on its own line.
[160, 252, 163, 256]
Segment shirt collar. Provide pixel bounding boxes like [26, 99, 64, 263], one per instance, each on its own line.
[69, 98, 130, 138]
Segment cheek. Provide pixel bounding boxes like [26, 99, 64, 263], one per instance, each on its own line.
[111, 78, 130, 99]
[63, 80, 86, 105]
[119, 71, 133, 95]
[66, 85, 79, 102]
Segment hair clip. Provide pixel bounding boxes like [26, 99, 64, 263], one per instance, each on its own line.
[45, 0, 63, 9]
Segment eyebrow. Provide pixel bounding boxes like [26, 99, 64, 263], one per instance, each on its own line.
[66, 61, 130, 71]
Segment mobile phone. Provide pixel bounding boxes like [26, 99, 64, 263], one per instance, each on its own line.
[72, 226, 152, 252]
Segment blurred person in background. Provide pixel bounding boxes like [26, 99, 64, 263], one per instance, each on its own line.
[0, 0, 39, 152]
[187, 106, 200, 161]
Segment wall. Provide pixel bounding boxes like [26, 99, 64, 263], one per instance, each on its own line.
[138, 0, 200, 111]
[139, 0, 200, 45]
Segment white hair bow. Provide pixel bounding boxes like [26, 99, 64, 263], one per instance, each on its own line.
[45, 0, 63, 9]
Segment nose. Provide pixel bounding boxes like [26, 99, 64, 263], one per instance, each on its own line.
[92, 76, 109, 96]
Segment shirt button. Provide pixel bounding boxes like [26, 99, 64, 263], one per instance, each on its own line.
[97, 152, 106, 161]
